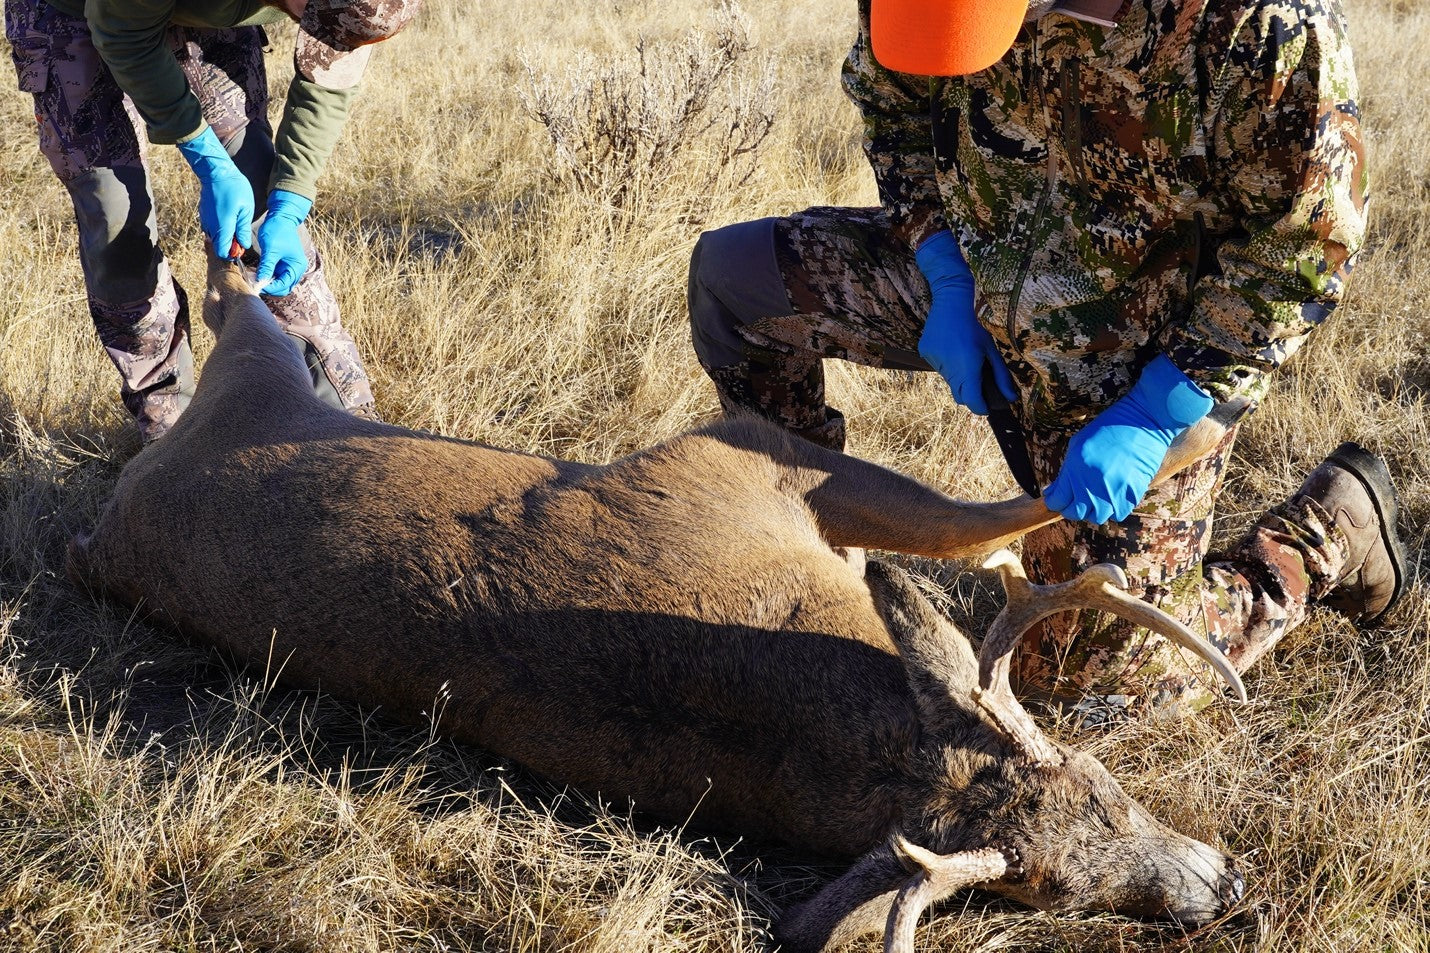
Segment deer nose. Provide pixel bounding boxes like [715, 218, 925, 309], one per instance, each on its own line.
[1220, 867, 1245, 907]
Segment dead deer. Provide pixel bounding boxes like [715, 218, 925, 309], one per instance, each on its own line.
[68, 255, 1246, 951]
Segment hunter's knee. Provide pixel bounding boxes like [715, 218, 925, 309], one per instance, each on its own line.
[688, 217, 785, 369]
[68, 166, 162, 303]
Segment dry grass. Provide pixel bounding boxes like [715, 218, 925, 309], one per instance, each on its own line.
[1, 0, 1428, 949]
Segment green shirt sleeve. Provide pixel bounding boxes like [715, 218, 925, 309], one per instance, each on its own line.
[83, 0, 360, 199]
[85, 0, 205, 145]
[268, 71, 360, 201]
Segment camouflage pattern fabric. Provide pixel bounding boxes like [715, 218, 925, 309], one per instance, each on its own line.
[689, 204, 1348, 717]
[297, 0, 422, 89]
[4, 0, 374, 441]
[265, 250, 375, 414]
[690, 207, 935, 444]
[690, 0, 1366, 717]
[843, 0, 1367, 420]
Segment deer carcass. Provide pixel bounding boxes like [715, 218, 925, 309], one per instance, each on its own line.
[68, 255, 1246, 951]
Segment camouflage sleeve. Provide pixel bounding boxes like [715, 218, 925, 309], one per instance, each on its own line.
[1157, 1, 1367, 405]
[840, 0, 946, 249]
[85, 0, 204, 144]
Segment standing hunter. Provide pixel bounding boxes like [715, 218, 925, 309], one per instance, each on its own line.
[688, 0, 1408, 718]
[4, 0, 420, 443]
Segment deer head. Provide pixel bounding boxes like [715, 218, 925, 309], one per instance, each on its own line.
[778, 551, 1246, 952]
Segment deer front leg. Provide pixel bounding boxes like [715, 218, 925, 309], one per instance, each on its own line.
[802, 452, 1055, 560]
[787, 417, 1229, 561]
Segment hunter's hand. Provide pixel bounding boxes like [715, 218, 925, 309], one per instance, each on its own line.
[255, 190, 313, 297]
[915, 230, 1016, 416]
[1045, 354, 1214, 524]
[177, 126, 254, 260]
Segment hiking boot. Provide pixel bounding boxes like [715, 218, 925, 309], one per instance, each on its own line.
[350, 401, 384, 423]
[794, 408, 847, 452]
[1289, 441, 1408, 626]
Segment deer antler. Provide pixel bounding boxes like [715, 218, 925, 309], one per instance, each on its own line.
[883, 836, 1020, 953]
[973, 550, 1247, 764]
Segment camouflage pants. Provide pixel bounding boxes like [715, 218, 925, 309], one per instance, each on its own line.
[688, 206, 1349, 717]
[4, 0, 374, 442]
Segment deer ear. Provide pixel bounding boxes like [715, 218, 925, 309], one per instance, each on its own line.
[775, 843, 906, 953]
[864, 560, 979, 732]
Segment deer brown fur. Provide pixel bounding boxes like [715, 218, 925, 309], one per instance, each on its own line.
[69, 256, 1244, 951]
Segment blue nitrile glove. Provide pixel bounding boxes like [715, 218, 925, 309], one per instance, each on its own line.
[1045, 354, 1215, 524]
[255, 190, 313, 297]
[176, 125, 254, 259]
[915, 229, 1017, 416]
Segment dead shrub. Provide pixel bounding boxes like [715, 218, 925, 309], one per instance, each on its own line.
[519, 2, 776, 220]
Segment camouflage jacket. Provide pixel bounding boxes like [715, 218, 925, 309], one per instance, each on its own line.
[843, 0, 1367, 423]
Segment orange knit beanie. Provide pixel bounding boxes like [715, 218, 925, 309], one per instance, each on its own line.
[870, 0, 1028, 76]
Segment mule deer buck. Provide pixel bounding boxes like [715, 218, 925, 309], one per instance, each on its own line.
[69, 254, 1246, 951]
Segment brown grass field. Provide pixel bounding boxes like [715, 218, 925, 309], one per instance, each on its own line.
[1, 0, 1427, 949]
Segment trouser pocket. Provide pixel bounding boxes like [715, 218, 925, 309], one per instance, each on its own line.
[4, 0, 53, 93]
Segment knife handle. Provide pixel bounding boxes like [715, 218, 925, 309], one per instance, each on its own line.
[981, 371, 1013, 412]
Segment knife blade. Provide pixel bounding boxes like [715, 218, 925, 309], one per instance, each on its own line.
[982, 371, 1042, 499]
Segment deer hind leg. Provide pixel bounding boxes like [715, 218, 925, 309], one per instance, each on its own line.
[193, 252, 324, 412]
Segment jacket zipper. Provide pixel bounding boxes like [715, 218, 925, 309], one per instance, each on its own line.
[1062, 59, 1085, 185]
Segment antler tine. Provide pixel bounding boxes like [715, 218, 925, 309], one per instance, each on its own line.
[883, 868, 938, 953]
[977, 549, 1247, 705]
[977, 550, 1041, 690]
[884, 836, 1015, 953]
[972, 550, 1065, 765]
[1070, 569, 1247, 702]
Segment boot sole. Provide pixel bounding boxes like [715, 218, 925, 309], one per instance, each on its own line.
[1326, 441, 1409, 626]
